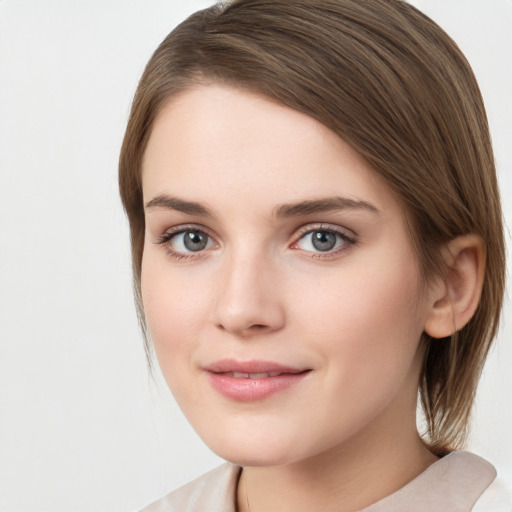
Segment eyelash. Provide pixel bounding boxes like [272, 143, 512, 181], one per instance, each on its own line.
[291, 224, 357, 259]
[155, 223, 357, 261]
[156, 225, 216, 261]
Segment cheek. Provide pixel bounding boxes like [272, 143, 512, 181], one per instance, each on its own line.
[140, 252, 209, 373]
[294, 253, 425, 379]
[287, 259, 426, 440]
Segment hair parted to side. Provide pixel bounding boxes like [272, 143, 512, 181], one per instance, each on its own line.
[119, 0, 505, 455]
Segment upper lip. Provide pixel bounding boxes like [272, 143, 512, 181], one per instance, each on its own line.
[203, 359, 308, 375]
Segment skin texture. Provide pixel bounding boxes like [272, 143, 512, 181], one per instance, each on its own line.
[141, 84, 442, 511]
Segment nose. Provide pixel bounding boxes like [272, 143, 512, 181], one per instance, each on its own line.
[212, 248, 286, 337]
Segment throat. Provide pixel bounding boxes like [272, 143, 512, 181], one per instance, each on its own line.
[236, 438, 438, 512]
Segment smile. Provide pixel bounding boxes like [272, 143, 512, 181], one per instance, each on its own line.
[203, 360, 311, 401]
[222, 371, 283, 378]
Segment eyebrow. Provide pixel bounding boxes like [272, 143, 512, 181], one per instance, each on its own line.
[276, 196, 380, 217]
[144, 194, 379, 218]
[145, 195, 213, 217]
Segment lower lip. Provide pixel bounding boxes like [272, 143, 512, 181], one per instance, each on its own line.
[206, 371, 310, 402]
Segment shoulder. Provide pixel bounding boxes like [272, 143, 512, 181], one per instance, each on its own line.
[139, 463, 241, 512]
[363, 451, 502, 511]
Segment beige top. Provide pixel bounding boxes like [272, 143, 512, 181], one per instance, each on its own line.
[140, 451, 500, 512]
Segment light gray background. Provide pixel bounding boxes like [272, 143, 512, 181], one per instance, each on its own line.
[0, 1, 510, 511]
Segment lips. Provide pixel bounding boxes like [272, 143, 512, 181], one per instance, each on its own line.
[203, 359, 311, 401]
[223, 371, 283, 378]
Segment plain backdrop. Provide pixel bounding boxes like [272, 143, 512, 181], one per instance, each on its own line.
[0, 1, 510, 511]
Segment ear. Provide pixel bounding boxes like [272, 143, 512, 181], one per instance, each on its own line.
[424, 235, 485, 339]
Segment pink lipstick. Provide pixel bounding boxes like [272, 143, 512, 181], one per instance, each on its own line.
[204, 359, 311, 401]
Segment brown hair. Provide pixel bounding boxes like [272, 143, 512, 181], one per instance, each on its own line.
[119, 0, 505, 454]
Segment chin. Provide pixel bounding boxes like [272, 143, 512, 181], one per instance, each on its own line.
[197, 425, 307, 467]
[212, 443, 299, 468]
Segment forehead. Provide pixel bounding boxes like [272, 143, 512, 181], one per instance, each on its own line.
[142, 84, 401, 219]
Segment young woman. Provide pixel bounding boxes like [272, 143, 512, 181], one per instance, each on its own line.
[119, 1, 508, 510]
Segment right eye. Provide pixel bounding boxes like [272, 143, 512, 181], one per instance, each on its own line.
[157, 228, 217, 257]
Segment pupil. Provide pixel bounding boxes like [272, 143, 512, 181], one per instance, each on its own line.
[184, 231, 207, 251]
[312, 231, 336, 251]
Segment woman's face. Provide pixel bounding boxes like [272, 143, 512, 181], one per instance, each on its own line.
[141, 84, 435, 466]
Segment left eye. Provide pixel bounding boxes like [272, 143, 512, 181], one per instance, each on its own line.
[295, 229, 348, 253]
[169, 230, 215, 253]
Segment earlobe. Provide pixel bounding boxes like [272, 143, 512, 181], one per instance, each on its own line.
[424, 235, 485, 339]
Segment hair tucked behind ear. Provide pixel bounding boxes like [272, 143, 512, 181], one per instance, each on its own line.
[119, 0, 505, 454]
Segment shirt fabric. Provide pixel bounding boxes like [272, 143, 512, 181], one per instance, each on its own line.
[140, 451, 511, 511]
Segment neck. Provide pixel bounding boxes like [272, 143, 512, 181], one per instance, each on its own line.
[237, 410, 437, 512]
